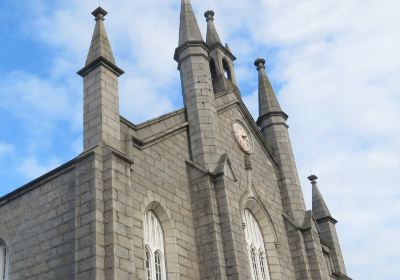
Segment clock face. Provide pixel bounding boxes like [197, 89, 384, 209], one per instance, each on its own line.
[233, 122, 252, 153]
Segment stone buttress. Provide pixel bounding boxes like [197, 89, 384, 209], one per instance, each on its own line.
[77, 7, 135, 280]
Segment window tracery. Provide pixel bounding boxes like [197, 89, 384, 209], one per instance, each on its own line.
[144, 211, 166, 280]
[243, 209, 270, 280]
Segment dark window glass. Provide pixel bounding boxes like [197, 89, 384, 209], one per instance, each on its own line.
[146, 249, 151, 280]
[155, 252, 162, 280]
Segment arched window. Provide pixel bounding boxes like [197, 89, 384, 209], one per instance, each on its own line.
[209, 59, 217, 80]
[222, 59, 232, 80]
[144, 211, 166, 280]
[243, 209, 270, 280]
[0, 240, 8, 280]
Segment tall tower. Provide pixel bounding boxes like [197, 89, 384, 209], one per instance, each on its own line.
[174, 0, 219, 171]
[255, 58, 306, 224]
[78, 7, 124, 151]
[174, 1, 228, 279]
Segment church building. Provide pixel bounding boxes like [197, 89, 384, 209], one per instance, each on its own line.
[0, 1, 351, 279]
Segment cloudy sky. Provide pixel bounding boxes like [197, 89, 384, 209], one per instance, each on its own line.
[0, 0, 399, 278]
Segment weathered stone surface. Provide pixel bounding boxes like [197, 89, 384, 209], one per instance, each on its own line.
[0, 2, 350, 280]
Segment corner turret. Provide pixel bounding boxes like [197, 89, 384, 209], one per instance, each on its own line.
[78, 7, 124, 151]
[174, 0, 219, 171]
[309, 175, 350, 279]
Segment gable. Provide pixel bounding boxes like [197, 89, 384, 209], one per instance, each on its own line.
[215, 89, 277, 168]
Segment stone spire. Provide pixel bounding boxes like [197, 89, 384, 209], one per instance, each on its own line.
[309, 175, 334, 221]
[204, 10, 221, 46]
[254, 58, 284, 119]
[178, 0, 203, 46]
[78, 7, 123, 77]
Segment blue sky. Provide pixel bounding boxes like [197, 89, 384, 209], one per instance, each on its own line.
[0, 0, 399, 279]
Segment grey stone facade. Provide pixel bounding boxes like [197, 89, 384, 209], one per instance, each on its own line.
[0, 2, 351, 280]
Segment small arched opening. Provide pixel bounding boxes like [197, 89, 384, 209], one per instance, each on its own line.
[222, 59, 232, 80]
[209, 58, 217, 80]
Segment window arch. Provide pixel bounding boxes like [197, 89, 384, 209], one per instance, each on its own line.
[144, 211, 166, 280]
[209, 58, 217, 80]
[0, 240, 8, 280]
[222, 59, 232, 80]
[243, 209, 270, 280]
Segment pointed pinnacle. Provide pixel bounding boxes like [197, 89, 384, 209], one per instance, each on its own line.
[178, 0, 204, 46]
[254, 58, 283, 118]
[204, 10, 222, 46]
[309, 175, 333, 220]
[78, 7, 124, 77]
[85, 7, 115, 66]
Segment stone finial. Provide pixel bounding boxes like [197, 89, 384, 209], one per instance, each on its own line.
[254, 58, 266, 70]
[204, 10, 215, 21]
[308, 174, 318, 183]
[311, 175, 333, 220]
[92, 7, 108, 21]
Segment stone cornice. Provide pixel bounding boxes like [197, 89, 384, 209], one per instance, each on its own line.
[78, 56, 124, 77]
[256, 111, 289, 126]
[174, 40, 209, 62]
[315, 215, 338, 224]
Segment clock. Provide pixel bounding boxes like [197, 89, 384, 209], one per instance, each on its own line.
[233, 122, 252, 153]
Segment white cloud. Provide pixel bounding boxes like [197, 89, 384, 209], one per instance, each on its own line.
[0, 143, 14, 158]
[17, 157, 61, 180]
[120, 76, 176, 122]
[0, 71, 81, 130]
[1, 0, 399, 279]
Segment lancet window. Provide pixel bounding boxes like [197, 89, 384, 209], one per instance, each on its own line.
[144, 211, 166, 280]
[243, 209, 270, 280]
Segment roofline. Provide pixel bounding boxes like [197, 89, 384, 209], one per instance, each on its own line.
[120, 108, 186, 130]
[0, 149, 96, 206]
[215, 88, 279, 167]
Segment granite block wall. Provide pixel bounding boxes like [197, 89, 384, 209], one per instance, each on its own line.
[0, 168, 76, 280]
